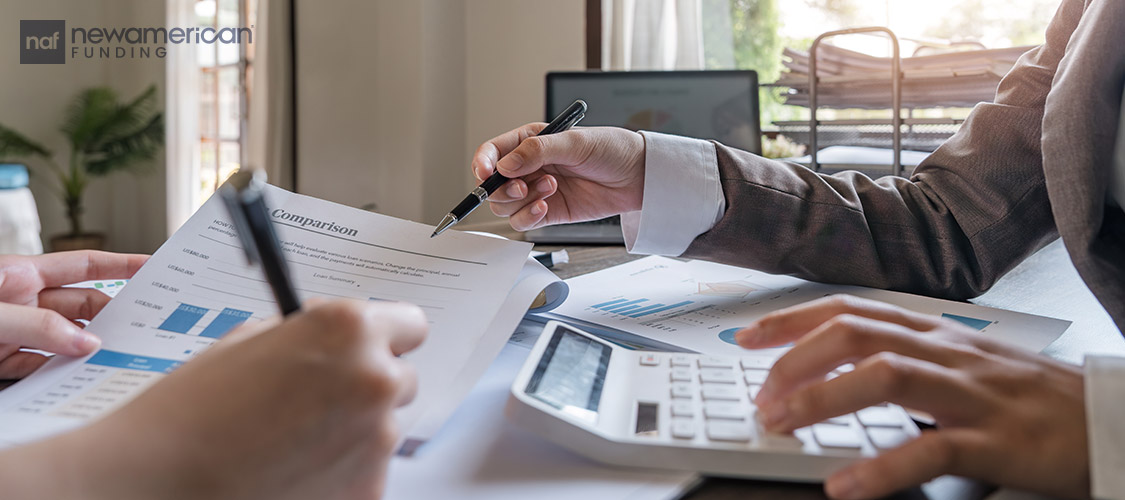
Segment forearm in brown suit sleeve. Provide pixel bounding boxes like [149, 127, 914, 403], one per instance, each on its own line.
[680, 0, 1087, 300]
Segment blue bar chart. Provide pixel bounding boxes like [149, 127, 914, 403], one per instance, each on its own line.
[86, 349, 184, 374]
[200, 308, 253, 338]
[157, 304, 209, 333]
[590, 298, 695, 318]
[941, 313, 993, 331]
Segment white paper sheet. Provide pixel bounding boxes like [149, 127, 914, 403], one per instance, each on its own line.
[0, 184, 534, 446]
[384, 342, 694, 500]
[539, 256, 1070, 356]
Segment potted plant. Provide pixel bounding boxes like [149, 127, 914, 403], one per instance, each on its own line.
[0, 85, 164, 251]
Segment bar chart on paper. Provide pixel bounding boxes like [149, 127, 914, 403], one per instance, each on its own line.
[590, 298, 696, 318]
[543, 257, 815, 354]
[156, 304, 254, 339]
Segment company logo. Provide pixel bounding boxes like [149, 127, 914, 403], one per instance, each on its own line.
[18, 19, 252, 64]
[20, 20, 66, 64]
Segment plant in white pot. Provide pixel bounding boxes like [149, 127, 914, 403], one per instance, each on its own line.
[0, 85, 163, 251]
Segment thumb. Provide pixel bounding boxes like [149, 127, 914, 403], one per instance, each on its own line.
[0, 303, 102, 357]
[495, 130, 590, 178]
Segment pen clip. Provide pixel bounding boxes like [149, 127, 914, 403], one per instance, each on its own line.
[219, 169, 268, 266]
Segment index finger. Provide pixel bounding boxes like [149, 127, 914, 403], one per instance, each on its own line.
[472, 123, 548, 181]
[32, 251, 148, 288]
[736, 294, 943, 349]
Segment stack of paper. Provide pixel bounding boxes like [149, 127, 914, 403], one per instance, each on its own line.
[776, 44, 1034, 109]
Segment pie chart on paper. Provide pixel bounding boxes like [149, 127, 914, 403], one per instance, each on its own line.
[718, 327, 794, 347]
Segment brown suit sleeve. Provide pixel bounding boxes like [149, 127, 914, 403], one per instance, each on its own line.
[680, 0, 1088, 300]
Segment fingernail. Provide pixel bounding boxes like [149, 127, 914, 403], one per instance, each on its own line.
[71, 329, 102, 353]
[506, 183, 524, 198]
[759, 400, 789, 430]
[826, 471, 860, 499]
[530, 203, 544, 216]
[536, 177, 553, 193]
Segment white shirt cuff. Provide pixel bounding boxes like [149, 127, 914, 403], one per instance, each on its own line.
[1085, 355, 1125, 499]
[621, 131, 724, 256]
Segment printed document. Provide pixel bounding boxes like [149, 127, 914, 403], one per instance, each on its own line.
[0, 184, 544, 447]
[538, 256, 1070, 358]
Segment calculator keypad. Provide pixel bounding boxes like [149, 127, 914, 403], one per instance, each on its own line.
[637, 352, 917, 455]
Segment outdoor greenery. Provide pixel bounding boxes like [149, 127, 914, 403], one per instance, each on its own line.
[713, 0, 1054, 129]
[0, 85, 163, 237]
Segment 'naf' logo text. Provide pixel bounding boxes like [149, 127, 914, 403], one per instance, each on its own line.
[20, 20, 66, 64]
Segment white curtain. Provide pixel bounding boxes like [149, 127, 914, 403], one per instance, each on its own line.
[602, 0, 736, 71]
[165, 0, 201, 235]
[247, 0, 294, 190]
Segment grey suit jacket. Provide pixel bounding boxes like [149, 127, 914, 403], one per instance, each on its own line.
[681, 0, 1125, 333]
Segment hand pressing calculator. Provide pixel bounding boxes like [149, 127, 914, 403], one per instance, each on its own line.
[506, 321, 921, 481]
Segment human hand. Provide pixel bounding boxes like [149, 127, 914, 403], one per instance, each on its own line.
[471, 124, 646, 231]
[0, 251, 147, 378]
[48, 300, 427, 500]
[738, 295, 1088, 499]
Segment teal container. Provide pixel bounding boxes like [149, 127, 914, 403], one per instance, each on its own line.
[0, 164, 30, 189]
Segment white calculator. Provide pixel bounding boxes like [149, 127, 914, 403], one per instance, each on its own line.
[506, 321, 921, 481]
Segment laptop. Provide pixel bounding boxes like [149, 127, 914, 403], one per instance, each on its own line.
[526, 70, 761, 244]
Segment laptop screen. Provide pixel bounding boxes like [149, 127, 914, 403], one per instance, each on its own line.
[546, 70, 761, 155]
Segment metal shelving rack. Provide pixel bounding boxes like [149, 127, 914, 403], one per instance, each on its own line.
[807, 26, 904, 176]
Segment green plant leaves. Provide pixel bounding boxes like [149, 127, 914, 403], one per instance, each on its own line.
[61, 84, 164, 176]
[0, 123, 52, 160]
[85, 112, 164, 175]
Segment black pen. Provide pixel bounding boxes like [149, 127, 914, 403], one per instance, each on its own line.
[219, 169, 302, 315]
[431, 99, 587, 237]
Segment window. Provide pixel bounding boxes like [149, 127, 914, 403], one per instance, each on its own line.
[595, 0, 1057, 158]
[192, 0, 257, 208]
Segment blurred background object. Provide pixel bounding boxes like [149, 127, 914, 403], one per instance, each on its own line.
[0, 163, 43, 255]
[0, 86, 164, 251]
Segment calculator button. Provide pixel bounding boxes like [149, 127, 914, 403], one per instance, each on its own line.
[699, 368, 738, 384]
[857, 406, 903, 427]
[703, 401, 748, 421]
[747, 384, 761, 400]
[698, 356, 737, 369]
[743, 369, 769, 385]
[700, 384, 741, 401]
[639, 353, 660, 366]
[670, 354, 693, 367]
[866, 426, 911, 449]
[760, 429, 806, 450]
[812, 424, 862, 449]
[671, 419, 696, 439]
[706, 420, 751, 442]
[671, 401, 694, 417]
[740, 356, 773, 370]
[670, 368, 693, 382]
[825, 415, 853, 425]
[671, 383, 694, 399]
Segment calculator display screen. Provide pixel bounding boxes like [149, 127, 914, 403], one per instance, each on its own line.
[525, 327, 612, 424]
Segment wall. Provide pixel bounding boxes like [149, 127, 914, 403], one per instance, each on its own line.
[462, 0, 586, 225]
[0, 0, 168, 253]
[295, 0, 585, 226]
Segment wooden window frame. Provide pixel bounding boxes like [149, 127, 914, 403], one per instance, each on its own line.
[585, 0, 601, 69]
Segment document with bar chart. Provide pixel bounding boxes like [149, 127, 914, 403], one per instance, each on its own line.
[539, 256, 1071, 357]
[0, 183, 540, 447]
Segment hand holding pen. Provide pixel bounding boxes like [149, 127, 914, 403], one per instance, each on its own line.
[461, 114, 648, 233]
[432, 100, 588, 237]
